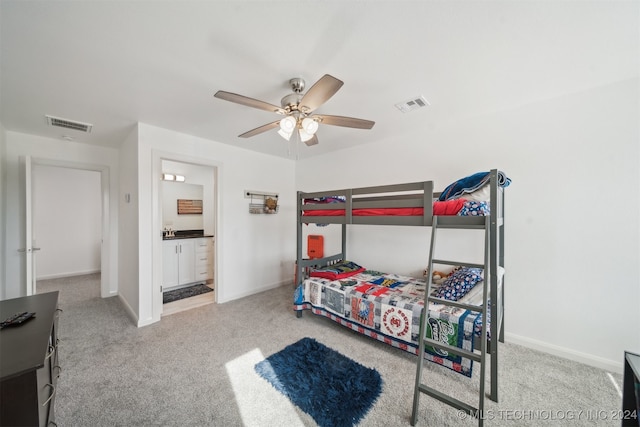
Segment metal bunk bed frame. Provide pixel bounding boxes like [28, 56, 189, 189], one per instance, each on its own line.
[295, 170, 505, 422]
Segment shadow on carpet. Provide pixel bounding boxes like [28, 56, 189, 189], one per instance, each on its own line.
[163, 284, 213, 304]
[255, 337, 382, 427]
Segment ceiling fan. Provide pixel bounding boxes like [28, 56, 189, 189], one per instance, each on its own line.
[214, 74, 375, 146]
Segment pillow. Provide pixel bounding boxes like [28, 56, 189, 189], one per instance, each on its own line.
[459, 184, 490, 202]
[309, 260, 365, 280]
[457, 200, 490, 216]
[431, 267, 483, 301]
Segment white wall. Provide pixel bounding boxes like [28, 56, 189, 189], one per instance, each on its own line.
[137, 123, 296, 326]
[118, 126, 140, 320]
[3, 131, 119, 299]
[33, 165, 101, 279]
[296, 78, 640, 373]
[0, 123, 6, 297]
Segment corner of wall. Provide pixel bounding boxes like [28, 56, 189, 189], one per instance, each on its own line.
[117, 127, 141, 319]
[0, 122, 6, 299]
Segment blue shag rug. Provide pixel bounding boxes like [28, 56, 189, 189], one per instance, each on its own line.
[254, 337, 382, 427]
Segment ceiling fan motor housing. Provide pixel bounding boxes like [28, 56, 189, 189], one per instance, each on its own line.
[289, 77, 305, 93]
[281, 93, 303, 113]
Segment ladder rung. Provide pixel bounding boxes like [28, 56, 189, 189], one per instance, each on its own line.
[431, 259, 485, 269]
[427, 296, 485, 312]
[422, 338, 482, 362]
[418, 384, 478, 416]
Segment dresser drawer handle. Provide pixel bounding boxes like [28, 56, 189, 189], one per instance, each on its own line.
[43, 383, 56, 406]
[45, 344, 56, 360]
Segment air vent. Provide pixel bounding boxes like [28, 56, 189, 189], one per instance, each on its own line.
[45, 115, 93, 133]
[394, 95, 430, 113]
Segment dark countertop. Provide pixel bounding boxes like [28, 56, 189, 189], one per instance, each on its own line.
[163, 234, 214, 240]
[162, 229, 214, 240]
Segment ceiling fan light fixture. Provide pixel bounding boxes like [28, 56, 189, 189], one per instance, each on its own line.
[301, 117, 319, 135]
[279, 116, 296, 132]
[299, 128, 314, 142]
[278, 128, 293, 141]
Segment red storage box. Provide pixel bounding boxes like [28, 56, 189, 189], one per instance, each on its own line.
[307, 235, 324, 259]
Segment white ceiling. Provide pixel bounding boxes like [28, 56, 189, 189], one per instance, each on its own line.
[1, 1, 637, 159]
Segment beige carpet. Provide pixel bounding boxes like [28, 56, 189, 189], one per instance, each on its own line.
[37, 274, 623, 426]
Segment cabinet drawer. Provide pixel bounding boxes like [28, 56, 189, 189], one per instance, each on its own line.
[195, 269, 210, 280]
[195, 239, 212, 254]
[195, 255, 209, 268]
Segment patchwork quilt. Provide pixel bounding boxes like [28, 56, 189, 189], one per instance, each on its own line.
[293, 270, 482, 377]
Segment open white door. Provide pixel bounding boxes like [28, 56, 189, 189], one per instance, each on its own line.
[20, 155, 39, 295]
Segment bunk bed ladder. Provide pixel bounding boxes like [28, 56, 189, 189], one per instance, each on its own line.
[411, 215, 491, 427]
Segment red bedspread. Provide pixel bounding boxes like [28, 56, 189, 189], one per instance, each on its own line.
[302, 199, 466, 216]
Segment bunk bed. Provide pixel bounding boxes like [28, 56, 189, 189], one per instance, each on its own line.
[293, 169, 508, 405]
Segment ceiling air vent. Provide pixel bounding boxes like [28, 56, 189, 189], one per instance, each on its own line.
[394, 95, 430, 113]
[45, 115, 93, 133]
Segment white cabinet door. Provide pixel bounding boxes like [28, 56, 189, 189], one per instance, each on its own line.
[162, 241, 179, 288]
[178, 239, 196, 285]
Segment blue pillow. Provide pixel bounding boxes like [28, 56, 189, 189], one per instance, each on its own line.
[432, 267, 483, 301]
[457, 200, 490, 216]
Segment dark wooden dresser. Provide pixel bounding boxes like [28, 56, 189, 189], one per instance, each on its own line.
[0, 291, 60, 426]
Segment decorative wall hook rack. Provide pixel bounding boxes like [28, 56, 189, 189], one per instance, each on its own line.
[245, 190, 279, 214]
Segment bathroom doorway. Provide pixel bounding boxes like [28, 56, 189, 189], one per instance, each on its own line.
[155, 158, 218, 318]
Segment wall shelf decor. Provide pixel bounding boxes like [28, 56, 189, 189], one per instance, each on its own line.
[245, 190, 279, 214]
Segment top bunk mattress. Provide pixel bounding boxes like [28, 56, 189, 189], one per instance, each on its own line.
[301, 199, 469, 217]
[299, 170, 509, 225]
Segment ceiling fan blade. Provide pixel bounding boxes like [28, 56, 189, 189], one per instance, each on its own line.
[238, 120, 281, 138]
[214, 91, 286, 115]
[298, 74, 344, 113]
[304, 134, 319, 146]
[315, 114, 375, 129]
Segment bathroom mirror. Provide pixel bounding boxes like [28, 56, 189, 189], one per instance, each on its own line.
[162, 182, 204, 230]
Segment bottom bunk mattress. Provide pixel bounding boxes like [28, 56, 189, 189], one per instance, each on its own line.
[293, 268, 486, 377]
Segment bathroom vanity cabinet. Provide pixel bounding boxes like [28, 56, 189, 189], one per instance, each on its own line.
[162, 236, 213, 290]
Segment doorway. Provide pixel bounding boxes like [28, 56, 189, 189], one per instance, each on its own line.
[152, 154, 218, 321]
[24, 157, 112, 299]
[33, 165, 101, 288]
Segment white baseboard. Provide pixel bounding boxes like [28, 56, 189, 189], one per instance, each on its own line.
[218, 280, 290, 304]
[505, 332, 623, 374]
[117, 294, 139, 326]
[37, 269, 101, 281]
